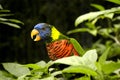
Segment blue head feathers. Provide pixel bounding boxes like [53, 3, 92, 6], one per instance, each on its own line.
[33, 23, 51, 40]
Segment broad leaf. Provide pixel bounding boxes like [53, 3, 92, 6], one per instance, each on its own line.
[2, 63, 30, 77]
[98, 28, 113, 37]
[91, 4, 105, 11]
[75, 7, 120, 26]
[107, 0, 120, 5]
[40, 76, 55, 80]
[108, 43, 120, 58]
[0, 70, 15, 80]
[67, 28, 97, 36]
[51, 71, 62, 76]
[54, 49, 97, 70]
[75, 11, 103, 26]
[85, 22, 96, 29]
[82, 49, 97, 70]
[36, 60, 47, 68]
[25, 64, 41, 70]
[62, 65, 98, 76]
[102, 61, 120, 74]
[104, 13, 114, 19]
[98, 47, 111, 64]
[54, 56, 83, 66]
[25, 61, 47, 70]
[75, 76, 90, 80]
[113, 16, 120, 21]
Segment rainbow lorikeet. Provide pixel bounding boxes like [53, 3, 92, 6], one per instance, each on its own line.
[31, 23, 84, 60]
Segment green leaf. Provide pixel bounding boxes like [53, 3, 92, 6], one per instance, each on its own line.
[70, 38, 85, 55]
[67, 28, 89, 34]
[98, 28, 113, 37]
[0, 70, 15, 80]
[108, 43, 120, 58]
[8, 19, 24, 24]
[25, 61, 47, 70]
[75, 76, 90, 80]
[36, 61, 47, 68]
[62, 66, 98, 76]
[40, 76, 55, 80]
[0, 18, 23, 25]
[87, 29, 97, 36]
[75, 7, 120, 26]
[0, 10, 10, 12]
[75, 11, 103, 26]
[85, 22, 96, 29]
[91, 4, 105, 11]
[67, 28, 97, 36]
[0, 4, 3, 9]
[107, 0, 120, 5]
[98, 47, 111, 64]
[51, 71, 62, 76]
[0, 14, 13, 17]
[54, 56, 83, 66]
[104, 13, 114, 19]
[25, 64, 41, 70]
[54, 49, 97, 70]
[113, 16, 120, 21]
[102, 61, 120, 74]
[2, 63, 30, 77]
[0, 22, 21, 28]
[82, 49, 97, 70]
[0, 17, 9, 21]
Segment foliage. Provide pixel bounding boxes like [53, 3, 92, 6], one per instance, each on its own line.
[67, 2, 120, 59]
[107, 0, 120, 5]
[0, 0, 120, 80]
[0, 4, 23, 28]
[0, 49, 120, 80]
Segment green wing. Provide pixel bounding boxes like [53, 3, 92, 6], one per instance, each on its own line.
[51, 26, 85, 55]
[70, 38, 85, 56]
[59, 32, 85, 56]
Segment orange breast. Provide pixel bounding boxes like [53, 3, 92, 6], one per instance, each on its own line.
[46, 39, 79, 60]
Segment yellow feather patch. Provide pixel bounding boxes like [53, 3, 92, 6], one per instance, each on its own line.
[51, 27, 60, 41]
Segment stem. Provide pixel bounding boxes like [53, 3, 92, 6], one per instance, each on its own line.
[114, 37, 120, 45]
[108, 35, 120, 45]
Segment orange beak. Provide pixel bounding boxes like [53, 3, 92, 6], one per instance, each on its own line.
[31, 29, 41, 41]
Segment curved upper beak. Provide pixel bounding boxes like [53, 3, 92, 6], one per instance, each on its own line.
[31, 29, 41, 41]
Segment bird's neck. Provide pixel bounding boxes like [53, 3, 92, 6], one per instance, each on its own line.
[51, 27, 61, 41]
[46, 26, 68, 43]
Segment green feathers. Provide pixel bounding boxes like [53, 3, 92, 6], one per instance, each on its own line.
[51, 26, 85, 56]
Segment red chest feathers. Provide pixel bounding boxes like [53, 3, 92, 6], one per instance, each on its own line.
[46, 39, 79, 60]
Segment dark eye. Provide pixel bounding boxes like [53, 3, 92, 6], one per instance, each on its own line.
[42, 27, 46, 30]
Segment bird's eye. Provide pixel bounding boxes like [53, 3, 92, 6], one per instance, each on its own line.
[42, 27, 46, 30]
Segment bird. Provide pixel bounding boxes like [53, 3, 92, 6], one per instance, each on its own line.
[31, 23, 84, 60]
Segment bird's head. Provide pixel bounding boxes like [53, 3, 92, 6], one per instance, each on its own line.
[31, 23, 60, 41]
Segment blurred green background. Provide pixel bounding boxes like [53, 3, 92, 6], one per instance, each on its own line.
[0, 0, 117, 63]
